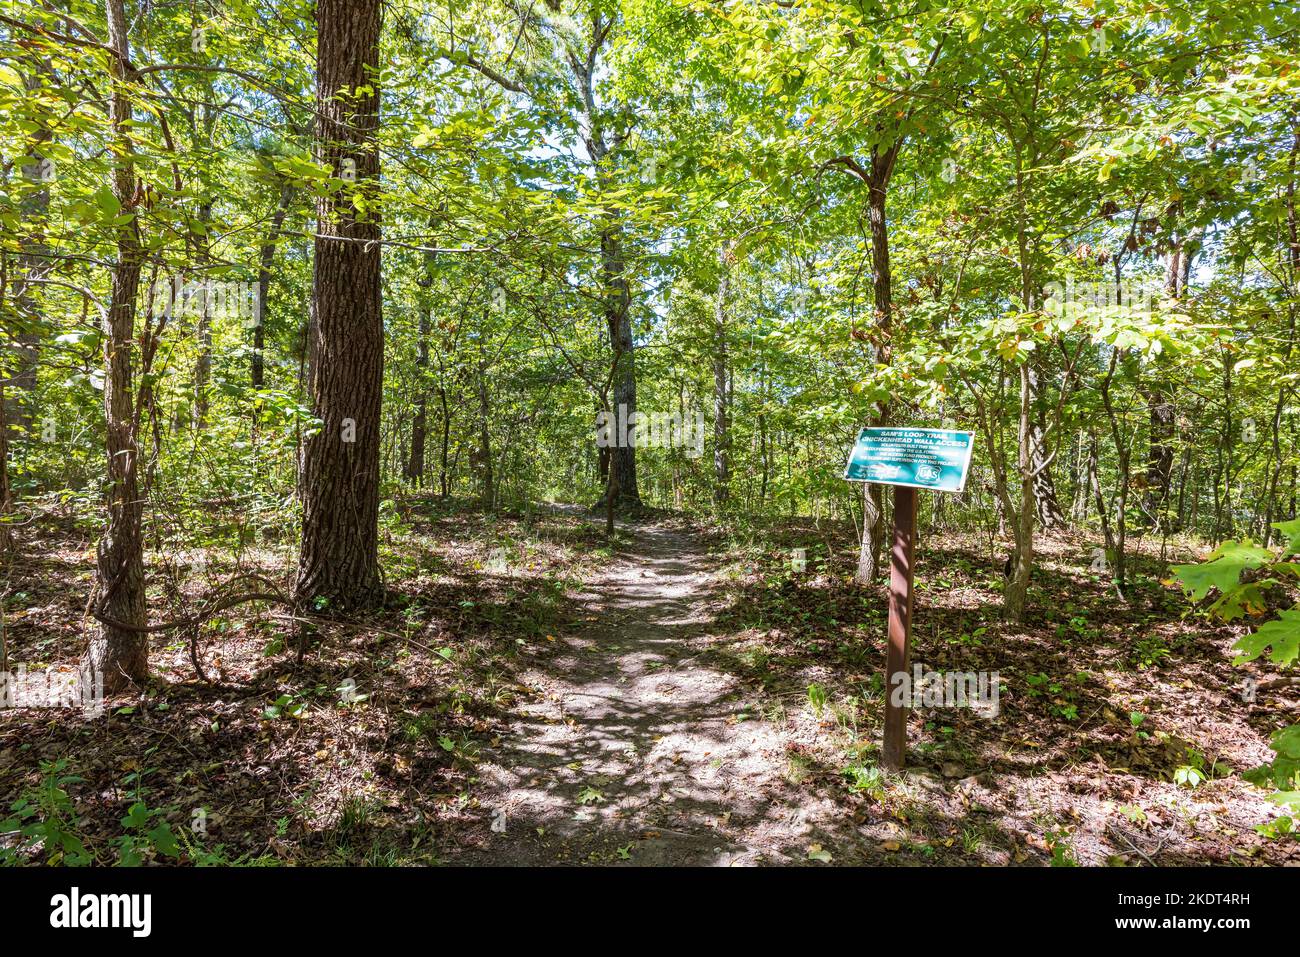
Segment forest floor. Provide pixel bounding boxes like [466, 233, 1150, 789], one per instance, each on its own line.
[1, 501, 1297, 866]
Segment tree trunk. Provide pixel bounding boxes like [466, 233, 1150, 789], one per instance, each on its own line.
[476, 355, 494, 507]
[855, 147, 899, 583]
[602, 225, 639, 506]
[294, 0, 384, 610]
[405, 308, 429, 484]
[83, 0, 148, 693]
[1004, 362, 1036, 620]
[576, 43, 639, 510]
[713, 246, 730, 508]
[0, 376, 12, 556]
[191, 199, 214, 430]
[252, 181, 293, 390]
[437, 373, 450, 499]
[1027, 357, 1066, 530]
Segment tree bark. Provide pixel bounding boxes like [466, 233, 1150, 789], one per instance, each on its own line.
[713, 245, 731, 508]
[574, 31, 639, 509]
[476, 355, 494, 507]
[191, 199, 214, 430]
[1027, 355, 1066, 530]
[600, 220, 639, 506]
[294, 0, 384, 610]
[252, 180, 293, 390]
[83, 0, 148, 693]
[855, 146, 899, 583]
[405, 308, 429, 484]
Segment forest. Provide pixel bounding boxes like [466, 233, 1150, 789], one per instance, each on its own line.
[0, 0, 1298, 874]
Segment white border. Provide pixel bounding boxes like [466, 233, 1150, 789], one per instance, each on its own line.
[842, 427, 976, 493]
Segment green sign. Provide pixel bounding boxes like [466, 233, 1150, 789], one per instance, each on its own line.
[844, 427, 974, 493]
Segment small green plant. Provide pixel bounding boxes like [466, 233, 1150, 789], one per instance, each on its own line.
[806, 682, 827, 717]
[1044, 828, 1078, 866]
[1255, 815, 1295, 840]
[1, 762, 202, 866]
[1117, 804, 1148, 827]
[1131, 635, 1171, 670]
[1025, 672, 1052, 696]
[1172, 747, 1218, 788]
[842, 761, 884, 799]
[335, 794, 373, 836]
[1243, 725, 1300, 836]
[0, 760, 92, 865]
[263, 692, 307, 720]
[114, 801, 181, 866]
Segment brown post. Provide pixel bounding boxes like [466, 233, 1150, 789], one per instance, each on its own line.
[883, 484, 917, 770]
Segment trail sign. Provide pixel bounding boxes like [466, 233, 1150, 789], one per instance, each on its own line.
[844, 426, 975, 770]
[843, 427, 974, 492]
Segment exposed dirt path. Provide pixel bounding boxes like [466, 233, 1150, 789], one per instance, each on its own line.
[446, 519, 840, 865]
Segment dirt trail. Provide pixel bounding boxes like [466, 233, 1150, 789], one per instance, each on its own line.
[448, 520, 834, 865]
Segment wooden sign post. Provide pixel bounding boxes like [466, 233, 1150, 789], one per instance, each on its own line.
[844, 427, 975, 771]
[883, 484, 916, 770]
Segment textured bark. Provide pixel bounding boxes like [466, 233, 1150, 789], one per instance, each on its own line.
[712, 247, 730, 508]
[191, 199, 214, 430]
[1139, 243, 1186, 526]
[1003, 362, 1036, 621]
[1143, 390, 1176, 526]
[476, 356, 494, 506]
[253, 181, 293, 390]
[601, 223, 639, 506]
[1026, 354, 1066, 531]
[83, 0, 148, 693]
[855, 146, 898, 584]
[405, 308, 429, 484]
[437, 372, 450, 499]
[576, 36, 639, 508]
[0, 377, 11, 555]
[1030, 422, 1067, 530]
[1003, 145, 1043, 621]
[294, 0, 384, 610]
[1264, 122, 1300, 544]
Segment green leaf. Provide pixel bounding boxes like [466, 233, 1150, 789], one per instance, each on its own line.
[1171, 541, 1272, 600]
[93, 185, 121, 218]
[121, 801, 151, 829]
[148, 822, 180, 857]
[1210, 580, 1273, 620]
[1272, 519, 1300, 556]
[1233, 609, 1300, 666]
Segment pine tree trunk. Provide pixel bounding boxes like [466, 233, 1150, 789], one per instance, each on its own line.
[295, 0, 384, 610]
